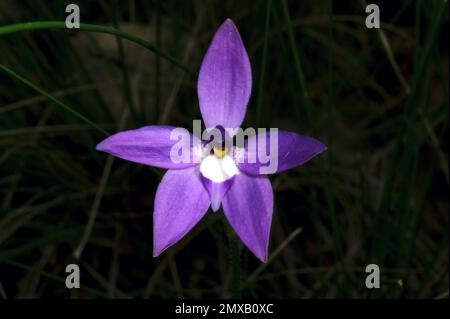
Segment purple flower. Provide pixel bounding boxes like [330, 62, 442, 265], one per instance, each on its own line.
[96, 19, 326, 262]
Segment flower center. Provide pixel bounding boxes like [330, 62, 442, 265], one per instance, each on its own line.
[212, 146, 227, 158]
[200, 154, 239, 183]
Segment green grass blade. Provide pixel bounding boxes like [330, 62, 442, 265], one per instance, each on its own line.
[112, 0, 138, 124]
[0, 21, 194, 76]
[255, 0, 272, 128]
[0, 63, 109, 136]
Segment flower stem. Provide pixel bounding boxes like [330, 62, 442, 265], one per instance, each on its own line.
[226, 225, 241, 298]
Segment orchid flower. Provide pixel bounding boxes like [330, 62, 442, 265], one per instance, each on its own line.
[96, 19, 326, 262]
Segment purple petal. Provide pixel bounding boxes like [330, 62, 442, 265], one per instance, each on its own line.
[222, 173, 273, 262]
[202, 177, 234, 212]
[197, 19, 252, 130]
[237, 130, 327, 175]
[96, 125, 201, 169]
[153, 167, 211, 256]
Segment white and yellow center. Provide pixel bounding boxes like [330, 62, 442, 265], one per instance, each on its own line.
[200, 147, 239, 183]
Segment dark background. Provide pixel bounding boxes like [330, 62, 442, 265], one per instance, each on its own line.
[0, 0, 448, 298]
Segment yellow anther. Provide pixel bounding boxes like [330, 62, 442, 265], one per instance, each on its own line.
[213, 147, 227, 158]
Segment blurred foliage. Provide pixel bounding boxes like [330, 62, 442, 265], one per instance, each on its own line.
[0, 0, 448, 298]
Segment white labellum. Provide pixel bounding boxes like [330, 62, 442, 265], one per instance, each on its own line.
[199, 155, 239, 183]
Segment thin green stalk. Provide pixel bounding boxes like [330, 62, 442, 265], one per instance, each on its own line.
[112, 0, 139, 124]
[280, 0, 346, 295]
[418, 226, 449, 297]
[0, 63, 109, 136]
[271, 6, 301, 128]
[326, 0, 334, 165]
[333, 0, 414, 98]
[374, 0, 446, 265]
[280, 0, 313, 132]
[405, 1, 446, 116]
[0, 21, 194, 76]
[226, 224, 241, 298]
[154, 2, 162, 123]
[2, 258, 109, 298]
[321, 0, 348, 294]
[255, 0, 272, 128]
[272, 2, 324, 295]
